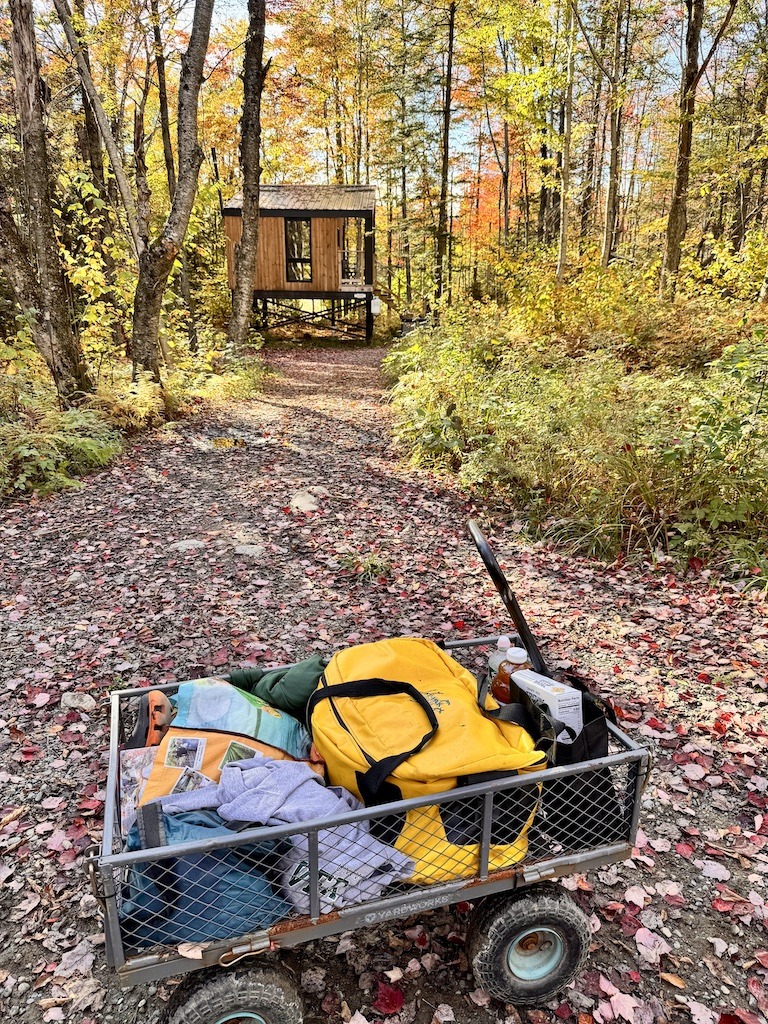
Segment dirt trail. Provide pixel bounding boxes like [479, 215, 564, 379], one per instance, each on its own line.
[0, 346, 766, 1024]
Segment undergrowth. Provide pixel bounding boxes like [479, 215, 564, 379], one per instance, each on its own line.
[385, 283, 768, 584]
[0, 356, 266, 500]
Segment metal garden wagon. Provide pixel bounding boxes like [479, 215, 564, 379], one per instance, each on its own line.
[87, 522, 650, 1024]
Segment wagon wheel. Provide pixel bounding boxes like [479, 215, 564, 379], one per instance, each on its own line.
[165, 963, 303, 1024]
[467, 883, 591, 1006]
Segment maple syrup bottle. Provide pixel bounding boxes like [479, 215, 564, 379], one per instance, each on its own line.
[491, 647, 531, 704]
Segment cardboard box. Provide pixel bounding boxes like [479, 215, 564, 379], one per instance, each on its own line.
[511, 670, 583, 738]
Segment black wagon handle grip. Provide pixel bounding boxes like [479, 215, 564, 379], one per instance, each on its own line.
[467, 520, 548, 677]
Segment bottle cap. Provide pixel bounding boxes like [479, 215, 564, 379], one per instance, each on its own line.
[505, 647, 529, 665]
[497, 635, 511, 651]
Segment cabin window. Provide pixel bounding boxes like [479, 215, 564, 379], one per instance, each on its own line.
[285, 218, 312, 281]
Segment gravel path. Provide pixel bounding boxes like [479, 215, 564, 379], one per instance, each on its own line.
[0, 346, 766, 1024]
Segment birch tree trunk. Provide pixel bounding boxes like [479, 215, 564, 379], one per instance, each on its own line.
[151, 0, 199, 352]
[227, 0, 268, 351]
[6, 0, 92, 403]
[131, 0, 215, 376]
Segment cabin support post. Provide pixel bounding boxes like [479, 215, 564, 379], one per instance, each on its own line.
[365, 294, 373, 342]
[330, 299, 335, 325]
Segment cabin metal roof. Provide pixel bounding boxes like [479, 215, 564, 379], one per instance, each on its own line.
[223, 185, 376, 217]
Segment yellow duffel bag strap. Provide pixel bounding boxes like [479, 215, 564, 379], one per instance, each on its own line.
[307, 677, 439, 805]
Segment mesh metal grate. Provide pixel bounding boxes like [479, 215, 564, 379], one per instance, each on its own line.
[105, 755, 637, 956]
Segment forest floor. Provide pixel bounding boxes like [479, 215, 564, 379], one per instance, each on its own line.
[0, 345, 767, 1024]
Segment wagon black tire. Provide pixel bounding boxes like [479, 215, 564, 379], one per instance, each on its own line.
[468, 883, 591, 1006]
[165, 964, 303, 1024]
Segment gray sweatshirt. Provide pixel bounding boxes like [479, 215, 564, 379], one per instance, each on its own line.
[158, 756, 413, 915]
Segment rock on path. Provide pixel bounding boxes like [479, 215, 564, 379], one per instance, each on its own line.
[0, 346, 766, 1024]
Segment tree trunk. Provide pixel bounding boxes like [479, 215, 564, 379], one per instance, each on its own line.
[227, 0, 268, 351]
[399, 99, 412, 307]
[434, 0, 455, 302]
[52, 0, 143, 260]
[728, 60, 768, 252]
[7, 0, 91, 402]
[600, 0, 625, 267]
[152, 0, 199, 351]
[578, 2, 609, 244]
[72, 0, 106, 202]
[130, 0, 215, 375]
[557, 1, 575, 281]
[537, 137, 549, 243]
[662, 0, 737, 294]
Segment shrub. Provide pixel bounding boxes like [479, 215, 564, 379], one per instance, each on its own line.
[385, 304, 768, 578]
[0, 408, 121, 497]
[88, 372, 168, 433]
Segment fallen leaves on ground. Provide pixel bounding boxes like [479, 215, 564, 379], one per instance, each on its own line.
[0, 346, 766, 1024]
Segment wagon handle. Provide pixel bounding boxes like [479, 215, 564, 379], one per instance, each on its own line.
[466, 520, 548, 676]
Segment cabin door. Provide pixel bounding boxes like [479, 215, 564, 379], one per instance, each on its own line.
[339, 218, 365, 288]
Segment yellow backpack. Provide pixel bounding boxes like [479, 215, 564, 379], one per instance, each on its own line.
[307, 638, 546, 884]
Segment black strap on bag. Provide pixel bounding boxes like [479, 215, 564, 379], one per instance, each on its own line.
[307, 677, 439, 806]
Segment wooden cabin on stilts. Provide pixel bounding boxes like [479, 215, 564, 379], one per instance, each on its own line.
[223, 185, 379, 341]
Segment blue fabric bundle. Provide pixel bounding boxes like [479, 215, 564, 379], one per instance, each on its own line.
[120, 807, 288, 949]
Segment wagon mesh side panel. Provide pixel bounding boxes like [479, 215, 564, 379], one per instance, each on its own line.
[523, 760, 633, 862]
[108, 752, 638, 960]
[115, 840, 306, 953]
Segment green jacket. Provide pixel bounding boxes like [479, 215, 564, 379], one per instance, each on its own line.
[228, 655, 329, 721]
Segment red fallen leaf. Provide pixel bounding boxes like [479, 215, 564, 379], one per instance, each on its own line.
[620, 905, 643, 937]
[627, 970, 641, 983]
[645, 717, 668, 731]
[58, 731, 83, 744]
[753, 950, 768, 968]
[372, 981, 404, 1015]
[20, 746, 42, 761]
[78, 799, 102, 812]
[452, 620, 465, 630]
[663, 893, 686, 908]
[733, 1012, 764, 1024]
[600, 901, 625, 921]
[210, 647, 229, 667]
[456, 901, 472, 914]
[747, 976, 765, 995]
[697, 671, 712, 683]
[320, 990, 340, 1015]
[614, 706, 643, 723]
[716, 1015, 740, 1024]
[554, 1002, 572, 1019]
[675, 843, 695, 858]
[712, 897, 755, 916]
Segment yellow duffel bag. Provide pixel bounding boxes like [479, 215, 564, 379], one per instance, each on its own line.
[307, 638, 546, 884]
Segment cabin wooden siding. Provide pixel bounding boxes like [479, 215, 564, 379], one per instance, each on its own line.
[224, 214, 343, 292]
